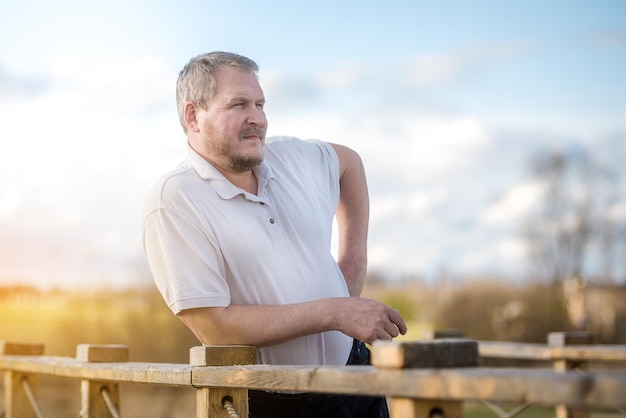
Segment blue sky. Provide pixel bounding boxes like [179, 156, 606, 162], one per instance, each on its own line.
[1, 1, 625, 288]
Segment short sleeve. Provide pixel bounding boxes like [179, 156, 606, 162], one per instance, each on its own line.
[143, 206, 231, 314]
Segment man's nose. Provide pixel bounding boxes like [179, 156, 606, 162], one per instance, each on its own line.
[246, 106, 266, 126]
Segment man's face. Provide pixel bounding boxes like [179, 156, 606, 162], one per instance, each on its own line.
[193, 66, 267, 173]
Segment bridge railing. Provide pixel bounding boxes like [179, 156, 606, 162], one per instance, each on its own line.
[1, 333, 625, 418]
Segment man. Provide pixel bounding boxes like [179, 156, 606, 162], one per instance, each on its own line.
[143, 51, 407, 417]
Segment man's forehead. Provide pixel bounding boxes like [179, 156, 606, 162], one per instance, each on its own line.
[214, 66, 263, 97]
[215, 66, 260, 85]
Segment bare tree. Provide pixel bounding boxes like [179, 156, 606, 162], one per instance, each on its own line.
[523, 148, 625, 284]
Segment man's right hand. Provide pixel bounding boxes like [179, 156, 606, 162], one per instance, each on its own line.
[331, 297, 408, 344]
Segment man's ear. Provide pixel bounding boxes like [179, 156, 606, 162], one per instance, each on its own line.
[184, 102, 199, 133]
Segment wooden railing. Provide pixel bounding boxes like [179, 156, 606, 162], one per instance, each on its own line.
[1, 333, 625, 418]
[479, 331, 626, 418]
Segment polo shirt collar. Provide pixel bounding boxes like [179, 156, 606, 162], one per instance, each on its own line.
[185, 143, 275, 200]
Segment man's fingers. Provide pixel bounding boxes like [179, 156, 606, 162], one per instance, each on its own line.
[388, 309, 408, 335]
[383, 319, 401, 338]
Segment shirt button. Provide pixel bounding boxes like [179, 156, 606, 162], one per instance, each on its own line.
[269, 218, 275, 224]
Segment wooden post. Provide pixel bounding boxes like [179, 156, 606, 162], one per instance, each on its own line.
[1, 342, 45, 418]
[548, 331, 592, 418]
[373, 339, 479, 418]
[191, 345, 257, 418]
[77, 344, 129, 418]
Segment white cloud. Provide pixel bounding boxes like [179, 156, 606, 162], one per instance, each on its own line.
[483, 181, 543, 225]
[268, 110, 490, 186]
[458, 237, 527, 275]
[0, 54, 184, 287]
[407, 54, 463, 88]
[370, 189, 448, 224]
[403, 115, 489, 175]
[316, 62, 366, 89]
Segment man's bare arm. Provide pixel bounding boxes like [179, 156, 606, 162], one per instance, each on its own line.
[177, 297, 406, 347]
[331, 143, 370, 297]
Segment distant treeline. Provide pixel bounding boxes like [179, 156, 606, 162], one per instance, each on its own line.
[1, 279, 625, 366]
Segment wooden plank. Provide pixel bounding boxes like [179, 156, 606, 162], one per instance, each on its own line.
[76, 344, 129, 362]
[0, 356, 194, 386]
[3, 371, 38, 418]
[80, 380, 121, 418]
[190, 365, 626, 408]
[196, 387, 248, 418]
[479, 341, 553, 360]
[190, 345, 257, 366]
[549, 332, 594, 418]
[191, 346, 255, 418]
[1, 342, 44, 418]
[372, 339, 479, 369]
[374, 340, 475, 416]
[478, 341, 626, 362]
[548, 332, 593, 347]
[553, 345, 626, 362]
[79, 344, 127, 418]
[0, 342, 44, 356]
[2, 353, 625, 408]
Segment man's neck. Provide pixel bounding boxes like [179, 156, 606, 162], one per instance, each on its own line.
[222, 169, 258, 195]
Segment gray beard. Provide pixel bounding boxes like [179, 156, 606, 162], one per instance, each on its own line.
[231, 155, 263, 172]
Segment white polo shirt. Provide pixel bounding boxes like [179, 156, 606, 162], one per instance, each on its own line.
[142, 136, 353, 366]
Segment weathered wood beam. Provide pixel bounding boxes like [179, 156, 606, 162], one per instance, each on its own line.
[372, 339, 479, 369]
[1, 342, 44, 418]
[192, 346, 256, 418]
[190, 365, 626, 408]
[0, 355, 194, 386]
[79, 344, 127, 418]
[372, 340, 476, 418]
[549, 332, 592, 418]
[2, 341, 625, 410]
[478, 341, 626, 362]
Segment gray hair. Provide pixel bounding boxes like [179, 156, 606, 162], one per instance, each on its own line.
[176, 51, 259, 133]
